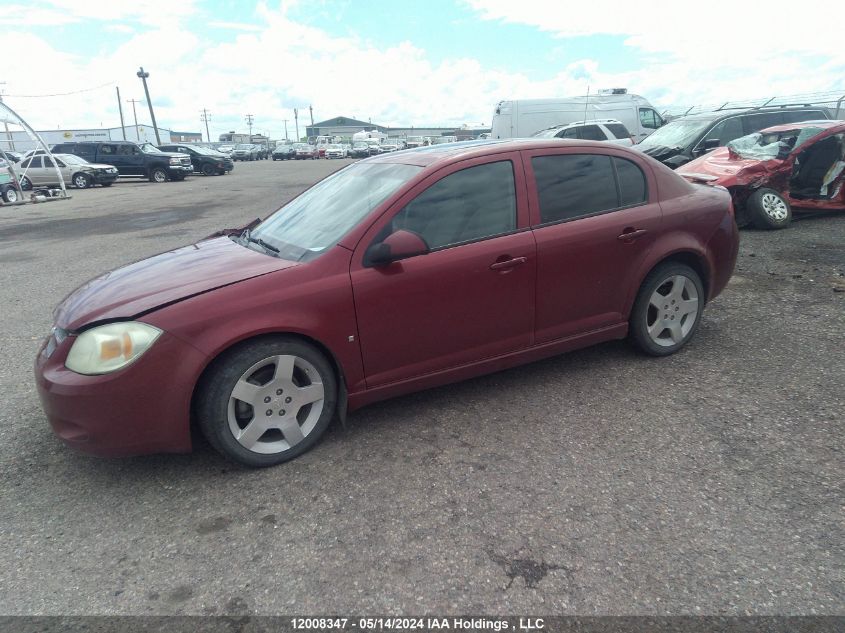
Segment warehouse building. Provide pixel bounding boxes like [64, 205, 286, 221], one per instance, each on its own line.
[305, 116, 489, 142]
[0, 124, 201, 152]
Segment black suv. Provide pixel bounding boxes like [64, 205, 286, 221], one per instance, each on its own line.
[50, 141, 193, 182]
[158, 144, 234, 175]
[638, 105, 831, 168]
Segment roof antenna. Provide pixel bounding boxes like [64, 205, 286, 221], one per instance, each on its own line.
[583, 85, 590, 123]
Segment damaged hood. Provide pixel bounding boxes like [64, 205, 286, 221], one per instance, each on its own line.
[677, 147, 784, 188]
[636, 144, 691, 168]
[55, 236, 298, 331]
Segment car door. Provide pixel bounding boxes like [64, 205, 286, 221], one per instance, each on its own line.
[524, 147, 661, 343]
[22, 156, 48, 185]
[118, 144, 146, 175]
[350, 153, 536, 388]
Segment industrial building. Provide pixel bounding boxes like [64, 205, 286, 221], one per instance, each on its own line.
[305, 116, 489, 142]
[0, 124, 201, 152]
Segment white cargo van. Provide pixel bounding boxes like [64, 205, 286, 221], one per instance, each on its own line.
[491, 91, 665, 142]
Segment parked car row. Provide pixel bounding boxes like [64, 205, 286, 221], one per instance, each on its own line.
[232, 144, 269, 161]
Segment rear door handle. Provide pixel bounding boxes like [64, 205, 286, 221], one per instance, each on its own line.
[617, 228, 648, 242]
[489, 256, 528, 271]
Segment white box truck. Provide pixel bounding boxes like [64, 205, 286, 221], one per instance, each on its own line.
[491, 90, 665, 143]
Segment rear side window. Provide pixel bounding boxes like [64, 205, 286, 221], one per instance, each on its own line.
[615, 158, 647, 206]
[393, 161, 516, 249]
[532, 154, 647, 224]
[605, 123, 631, 139]
[532, 154, 617, 223]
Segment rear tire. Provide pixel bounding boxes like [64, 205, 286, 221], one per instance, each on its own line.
[748, 188, 791, 229]
[629, 263, 704, 357]
[196, 337, 338, 468]
[201, 163, 216, 176]
[19, 176, 32, 191]
[2, 187, 19, 203]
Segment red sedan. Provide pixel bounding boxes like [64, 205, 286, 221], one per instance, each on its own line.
[35, 140, 738, 467]
[678, 120, 845, 229]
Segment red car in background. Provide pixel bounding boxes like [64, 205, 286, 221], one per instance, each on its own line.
[35, 140, 738, 468]
[678, 120, 845, 229]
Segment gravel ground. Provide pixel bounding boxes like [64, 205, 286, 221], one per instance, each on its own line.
[0, 159, 842, 616]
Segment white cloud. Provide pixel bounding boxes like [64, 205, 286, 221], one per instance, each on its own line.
[4, 0, 843, 141]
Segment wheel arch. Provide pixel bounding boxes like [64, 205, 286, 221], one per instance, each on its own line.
[189, 330, 349, 433]
[627, 249, 712, 318]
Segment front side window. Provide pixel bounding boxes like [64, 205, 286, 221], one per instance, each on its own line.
[639, 109, 658, 129]
[391, 161, 517, 250]
[249, 162, 422, 261]
[532, 154, 646, 224]
[703, 117, 744, 146]
[100, 145, 116, 154]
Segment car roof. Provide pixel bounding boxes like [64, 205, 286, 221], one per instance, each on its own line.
[760, 119, 845, 134]
[363, 138, 635, 167]
[675, 107, 831, 123]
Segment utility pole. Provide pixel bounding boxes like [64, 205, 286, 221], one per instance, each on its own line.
[126, 99, 142, 140]
[201, 108, 211, 143]
[136, 67, 161, 144]
[245, 114, 254, 139]
[309, 105, 314, 126]
[293, 109, 299, 141]
[116, 86, 127, 140]
[0, 82, 16, 151]
[282, 119, 289, 141]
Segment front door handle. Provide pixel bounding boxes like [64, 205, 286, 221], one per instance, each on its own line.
[490, 256, 528, 271]
[617, 228, 648, 242]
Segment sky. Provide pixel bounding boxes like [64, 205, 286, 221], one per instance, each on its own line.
[3, 0, 843, 141]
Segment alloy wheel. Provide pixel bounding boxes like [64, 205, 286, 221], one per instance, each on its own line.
[646, 275, 699, 347]
[227, 354, 325, 454]
[761, 192, 788, 221]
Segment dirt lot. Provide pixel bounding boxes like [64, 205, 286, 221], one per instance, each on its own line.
[0, 159, 842, 615]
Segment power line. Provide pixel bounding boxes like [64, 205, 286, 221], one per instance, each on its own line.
[3, 81, 117, 98]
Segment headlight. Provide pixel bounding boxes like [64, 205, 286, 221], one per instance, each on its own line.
[65, 322, 162, 375]
[169, 157, 181, 164]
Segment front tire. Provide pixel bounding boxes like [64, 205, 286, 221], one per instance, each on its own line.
[629, 263, 704, 357]
[72, 172, 92, 189]
[196, 337, 338, 468]
[149, 167, 168, 183]
[748, 188, 791, 229]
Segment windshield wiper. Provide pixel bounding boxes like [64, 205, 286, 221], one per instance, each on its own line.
[241, 229, 279, 255]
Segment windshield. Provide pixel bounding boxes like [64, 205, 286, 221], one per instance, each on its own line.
[58, 154, 89, 164]
[294, 143, 309, 149]
[327, 144, 341, 149]
[353, 142, 368, 148]
[140, 144, 163, 154]
[638, 119, 711, 149]
[249, 162, 423, 261]
[727, 127, 824, 160]
[235, 144, 253, 149]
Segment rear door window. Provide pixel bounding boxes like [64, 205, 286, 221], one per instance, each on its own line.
[579, 125, 607, 141]
[781, 109, 828, 123]
[604, 123, 631, 140]
[532, 154, 617, 223]
[742, 113, 785, 135]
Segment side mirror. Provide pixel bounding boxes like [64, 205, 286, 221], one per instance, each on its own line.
[702, 138, 721, 151]
[366, 229, 429, 266]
